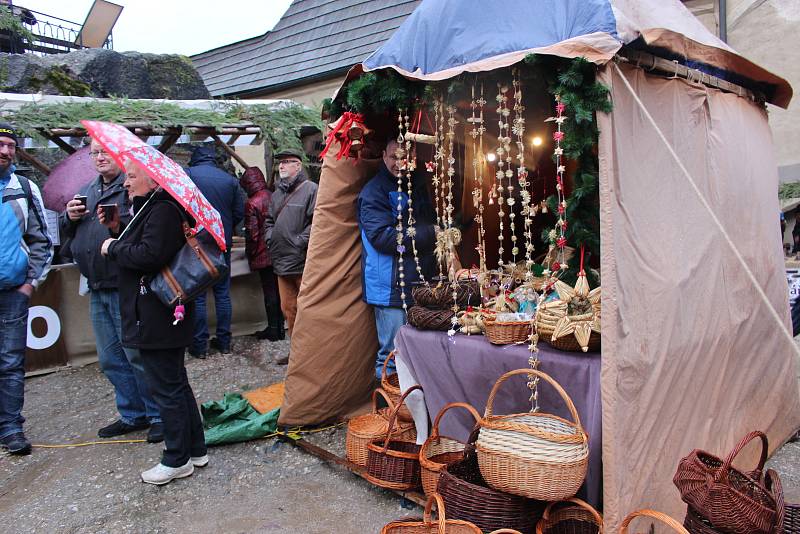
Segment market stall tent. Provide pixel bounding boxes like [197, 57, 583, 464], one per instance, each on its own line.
[279, 0, 799, 529]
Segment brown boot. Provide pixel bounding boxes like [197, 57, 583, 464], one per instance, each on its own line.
[274, 354, 290, 365]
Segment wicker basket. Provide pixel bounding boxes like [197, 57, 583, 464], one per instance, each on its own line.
[381, 352, 414, 423]
[420, 402, 481, 497]
[346, 388, 416, 467]
[621, 509, 690, 534]
[365, 385, 423, 491]
[381, 493, 482, 534]
[786, 502, 800, 534]
[476, 369, 589, 501]
[438, 447, 545, 534]
[536, 498, 603, 534]
[484, 319, 532, 345]
[673, 430, 779, 534]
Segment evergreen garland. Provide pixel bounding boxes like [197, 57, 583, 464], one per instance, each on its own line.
[525, 55, 611, 285]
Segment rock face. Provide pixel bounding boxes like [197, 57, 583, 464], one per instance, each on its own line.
[0, 49, 210, 99]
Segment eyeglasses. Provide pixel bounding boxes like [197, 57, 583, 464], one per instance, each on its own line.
[278, 160, 300, 166]
[90, 150, 110, 159]
[0, 141, 16, 151]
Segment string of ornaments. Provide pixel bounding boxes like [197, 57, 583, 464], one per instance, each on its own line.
[545, 96, 569, 275]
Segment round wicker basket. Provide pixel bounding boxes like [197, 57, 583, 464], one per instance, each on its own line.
[381, 352, 414, 423]
[476, 369, 589, 501]
[419, 402, 481, 497]
[345, 388, 416, 467]
[536, 498, 603, 534]
[484, 319, 532, 345]
[620, 510, 689, 534]
[381, 493, 482, 534]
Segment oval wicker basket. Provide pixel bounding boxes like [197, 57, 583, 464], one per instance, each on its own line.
[381, 352, 414, 423]
[419, 402, 481, 498]
[345, 388, 416, 467]
[536, 498, 603, 534]
[381, 493, 482, 534]
[476, 369, 589, 501]
[365, 385, 423, 491]
[483, 319, 532, 345]
[620, 509, 690, 534]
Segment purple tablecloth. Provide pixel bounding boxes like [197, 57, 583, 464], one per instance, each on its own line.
[394, 325, 602, 507]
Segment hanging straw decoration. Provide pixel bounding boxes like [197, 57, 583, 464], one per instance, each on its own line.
[434, 96, 447, 283]
[444, 104, 460, 335]
[395, 110, 409, 313]
[545, 96, 569, 275]
[495, 83, 511, 267]
[401, 108, 430, 287]
[469, 80, 488, 279]
[512, 68, 535, 274]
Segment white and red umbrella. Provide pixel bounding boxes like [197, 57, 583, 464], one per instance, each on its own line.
[81, 120, 226, 251]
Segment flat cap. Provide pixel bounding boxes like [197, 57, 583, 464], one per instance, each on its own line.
[274, 148, 304, 160]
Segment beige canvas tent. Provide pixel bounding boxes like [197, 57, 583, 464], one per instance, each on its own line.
[280, 0, 799, 529]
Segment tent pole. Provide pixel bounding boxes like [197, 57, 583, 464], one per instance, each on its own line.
[17, 148, 51, 175]
[211, 134, 249, 169]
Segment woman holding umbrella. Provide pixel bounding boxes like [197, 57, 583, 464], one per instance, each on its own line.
[99, 159, 208, 485]
[86, 119, 220, 486]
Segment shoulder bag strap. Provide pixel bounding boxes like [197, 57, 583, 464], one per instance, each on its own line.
[273, 180, 307, 222]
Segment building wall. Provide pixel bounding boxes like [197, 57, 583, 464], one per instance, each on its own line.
[247, 76, 345, 109]
[727, 0, 800, 182]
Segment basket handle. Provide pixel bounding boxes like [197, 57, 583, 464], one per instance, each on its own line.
[372, 387, 396, 415]
[717, 430, 768, 483]
[420, 402, 481, 462]
[488, 530, 524, 533]
[381, 384, 422, 453]
[423, 492, 447, 534]
[381, 351, 397, 381]
[483, 368, 583, 430]
[765, 469, 786, 534]
[538, 498, 603, 534]
[619, 510, 689, 534]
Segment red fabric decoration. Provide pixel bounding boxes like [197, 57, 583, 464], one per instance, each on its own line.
[320, 112, 370, 161]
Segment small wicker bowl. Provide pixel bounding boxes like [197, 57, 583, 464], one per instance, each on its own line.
[484, 319, 532, 345]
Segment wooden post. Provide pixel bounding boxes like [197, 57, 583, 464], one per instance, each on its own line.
[38, 130, 77, 155]
[210, 134, 249, 169]
[17, 148, 52, 175]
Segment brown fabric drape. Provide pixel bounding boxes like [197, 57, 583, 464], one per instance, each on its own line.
[279, 146, 380, 426]
[598, 63, 800, 531]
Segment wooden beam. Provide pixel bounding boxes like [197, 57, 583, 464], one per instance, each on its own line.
[157, 133, 181, 154]
[283, 437, 428, 507]
[17, 148, 52, 175]
[38, 129, 76, 155]
[210, 134, 249, 169]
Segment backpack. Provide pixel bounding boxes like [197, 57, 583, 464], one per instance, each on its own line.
[0, 175, 32, 289]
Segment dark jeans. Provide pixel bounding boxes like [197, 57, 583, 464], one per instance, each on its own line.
[138, 347, 206, 467]
[257, 266, 283, 330]
[191, 255, 232, 352]
[0, 288, 29, 439]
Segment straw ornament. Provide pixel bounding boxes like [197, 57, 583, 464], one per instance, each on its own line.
[395, 110, 408, 313]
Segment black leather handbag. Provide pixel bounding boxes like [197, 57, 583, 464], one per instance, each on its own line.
[149, 220, 229, 306]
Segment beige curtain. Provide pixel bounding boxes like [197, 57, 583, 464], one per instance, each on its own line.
[279, 145, 380, 426]
[598, 63, 800, 530]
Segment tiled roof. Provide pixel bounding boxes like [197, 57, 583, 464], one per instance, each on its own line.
[191, 0, 421, 97]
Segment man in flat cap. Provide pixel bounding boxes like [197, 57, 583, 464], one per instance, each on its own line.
[264, 148, 317, 365]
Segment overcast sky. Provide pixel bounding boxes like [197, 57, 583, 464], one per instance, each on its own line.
[16, 0, 293, 56]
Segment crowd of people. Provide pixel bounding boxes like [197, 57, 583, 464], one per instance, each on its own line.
[0, 125, 318, 486]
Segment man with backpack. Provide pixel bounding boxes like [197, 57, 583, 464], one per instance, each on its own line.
[0, 123, 53, 455]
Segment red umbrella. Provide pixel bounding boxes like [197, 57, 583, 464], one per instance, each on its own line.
[80, 120, 226, 251]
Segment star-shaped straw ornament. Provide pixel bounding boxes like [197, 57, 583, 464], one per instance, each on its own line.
[536, 270, 600, 352]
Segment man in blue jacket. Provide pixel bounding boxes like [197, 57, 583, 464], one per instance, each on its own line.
[185, 146, 244, 357]
[0, 124, 52, 455]
[358, 137, 437, 379]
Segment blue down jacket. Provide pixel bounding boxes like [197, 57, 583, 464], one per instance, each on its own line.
[358, 163, 437, 307]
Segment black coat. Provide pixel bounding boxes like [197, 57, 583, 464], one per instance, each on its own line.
[59, 173, 132, 290]
[107, 190, 194, 350]
[264, 170, 317, 276]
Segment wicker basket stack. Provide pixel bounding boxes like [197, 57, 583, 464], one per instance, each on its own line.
[381, 352, 414, 423]
[476, 369, 589, 501]
[419, 402, 481, 497]
[345, 388, 416, 467]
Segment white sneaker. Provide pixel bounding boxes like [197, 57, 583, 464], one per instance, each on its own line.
[141, 460, 194, 485]
[191, 455, 209, 468]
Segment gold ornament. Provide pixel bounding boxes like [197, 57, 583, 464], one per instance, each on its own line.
[536, 271, 601, 352]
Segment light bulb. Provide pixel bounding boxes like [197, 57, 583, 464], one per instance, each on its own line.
[532, 136, 543, 147]
[486, 153, 497, 162]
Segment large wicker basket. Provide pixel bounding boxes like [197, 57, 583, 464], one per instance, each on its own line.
[381, 352, 414, 423]
[346, 388, 416, 467]
[419, 402, 481, 497]
[476, 369, 589, 501]
[365, 385, 423, 491]
[381, 493, 482, 534]
[621, 509, 690, 534]
[438, 448, 545, 534]
[483, 319, 532, 345]
[536, 498, 603, 534]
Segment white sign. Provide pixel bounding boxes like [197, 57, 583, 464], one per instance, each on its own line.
[27, 305, 61, 350]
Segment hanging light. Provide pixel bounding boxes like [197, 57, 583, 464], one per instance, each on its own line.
[486, 152, 497, 162]
[531, 136, 543, 147]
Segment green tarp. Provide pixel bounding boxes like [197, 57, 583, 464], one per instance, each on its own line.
[201, 393, 279, 446]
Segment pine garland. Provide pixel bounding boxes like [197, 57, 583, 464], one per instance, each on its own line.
[525, 55, 611, 285]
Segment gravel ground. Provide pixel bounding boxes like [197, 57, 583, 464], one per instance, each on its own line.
[0, 336, 416, 533]
[2, 335, 799, 533]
